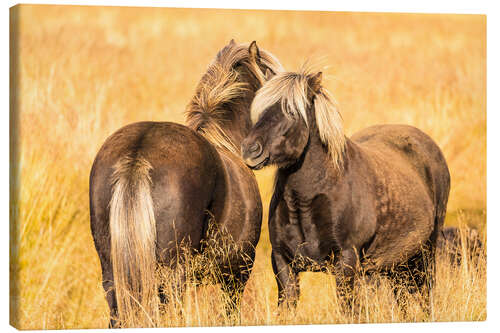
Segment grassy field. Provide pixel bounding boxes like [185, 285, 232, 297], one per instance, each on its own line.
[9, 5, 486, 329]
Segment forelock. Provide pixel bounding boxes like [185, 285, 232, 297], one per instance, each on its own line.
[250, 72, 310, 125]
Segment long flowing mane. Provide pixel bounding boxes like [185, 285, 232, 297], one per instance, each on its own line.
[251, 66, 346, 171]
[185, 40, 283, 154]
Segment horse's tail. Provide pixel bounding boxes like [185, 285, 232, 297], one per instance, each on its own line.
[109, 155, 159, 327]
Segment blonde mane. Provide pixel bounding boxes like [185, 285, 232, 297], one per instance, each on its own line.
[186, 41, 283, 155]
[251, 66, 346, 171]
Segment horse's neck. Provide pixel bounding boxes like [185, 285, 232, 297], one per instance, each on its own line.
[221, 93, 254, 151]
[279, 131, 358, 199]
[221, 67, 263, 150]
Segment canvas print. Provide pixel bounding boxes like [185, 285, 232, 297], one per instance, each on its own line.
[9, 4, 486, 329]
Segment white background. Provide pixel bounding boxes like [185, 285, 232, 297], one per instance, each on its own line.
[2, 1, 498, 332]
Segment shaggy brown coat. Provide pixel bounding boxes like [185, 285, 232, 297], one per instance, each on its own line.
[241, 68, 450, 313]
[90, 40, 283, 327]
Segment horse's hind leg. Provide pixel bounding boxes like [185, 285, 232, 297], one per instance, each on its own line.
[158, 264, 186, 309]
[92, 220, 119, 327]
[388, 244, 435, 320]
[156, 247, 189, 320]
[220, 270, 250, 324]
[413, 244, 436, 319]
[101, 266, 119, 328]
[421, 240, 436, 319]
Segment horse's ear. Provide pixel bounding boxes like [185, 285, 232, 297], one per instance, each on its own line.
[248, 41, 261, 63]
[264, 68, 274, 81]
[308, 72, 322, 94]
[229, 38, 236, 46]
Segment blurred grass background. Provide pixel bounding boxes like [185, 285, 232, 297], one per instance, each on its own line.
[10, 5, 486, 329]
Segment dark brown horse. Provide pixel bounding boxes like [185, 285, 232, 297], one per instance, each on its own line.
[241, 66, 450, 315]
[89, 40, 283, 327]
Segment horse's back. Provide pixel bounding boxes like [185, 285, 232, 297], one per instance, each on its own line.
[90, 121, 224, 263]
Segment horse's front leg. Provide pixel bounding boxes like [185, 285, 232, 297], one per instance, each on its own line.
[272, 249, 300, 309]
[334, 248, 358, 315]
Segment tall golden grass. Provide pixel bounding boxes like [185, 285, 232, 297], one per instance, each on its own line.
[9, 5, 486, 329]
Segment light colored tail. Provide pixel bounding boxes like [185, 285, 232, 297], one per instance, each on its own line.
[109, 155, 159, 327]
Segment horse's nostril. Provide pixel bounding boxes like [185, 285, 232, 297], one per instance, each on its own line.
[249, 142, 262, 155]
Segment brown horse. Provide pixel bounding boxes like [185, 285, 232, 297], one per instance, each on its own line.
[89, 40, 283, 327]
[241, 66, 450, 315]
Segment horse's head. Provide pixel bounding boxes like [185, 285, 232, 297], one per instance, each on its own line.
[242, 67, 345, 171]
[186, 40, 283, 155]
[236, 40, 277, 90]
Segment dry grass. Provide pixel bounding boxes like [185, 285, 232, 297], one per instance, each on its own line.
[9, 5, 486, 329]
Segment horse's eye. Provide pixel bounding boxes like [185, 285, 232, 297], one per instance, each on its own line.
[284, 107, 294, 117]
[280, 121, 295, 137]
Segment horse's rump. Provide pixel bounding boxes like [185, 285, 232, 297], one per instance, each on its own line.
[90, 121, 226, 324]
[93, 121, 225, 254]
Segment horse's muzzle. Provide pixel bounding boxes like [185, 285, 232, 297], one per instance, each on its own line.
[241, 141, 268, 169]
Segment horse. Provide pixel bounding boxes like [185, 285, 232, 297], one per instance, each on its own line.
[89, 40, 283, 327]
[240, 66, 450, 315]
